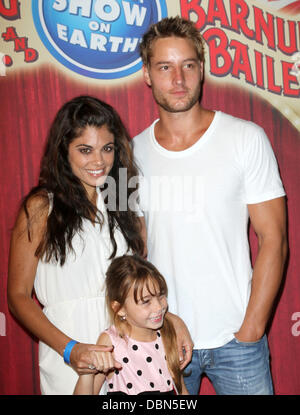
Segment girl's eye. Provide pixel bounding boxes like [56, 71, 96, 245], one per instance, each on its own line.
[160, 65, 169, 71]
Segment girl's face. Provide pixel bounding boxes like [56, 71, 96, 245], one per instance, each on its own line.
[68, 125, 115, 200]
[118, 279, 168, 341]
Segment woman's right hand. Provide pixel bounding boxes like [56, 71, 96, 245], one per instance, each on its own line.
[69, 342, 122, 374]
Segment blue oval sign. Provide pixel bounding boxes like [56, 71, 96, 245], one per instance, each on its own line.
[32, 0, 167, 79]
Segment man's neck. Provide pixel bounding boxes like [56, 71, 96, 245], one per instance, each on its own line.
[154, 105, 215, 151]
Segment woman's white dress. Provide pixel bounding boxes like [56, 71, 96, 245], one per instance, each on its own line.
[34, 190, 129, 394]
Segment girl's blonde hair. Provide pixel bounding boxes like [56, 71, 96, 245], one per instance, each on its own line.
[105, 254, 182, 393]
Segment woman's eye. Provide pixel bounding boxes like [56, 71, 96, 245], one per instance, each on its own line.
[79, 148, 91, 154]
[104, 145, 114, 152]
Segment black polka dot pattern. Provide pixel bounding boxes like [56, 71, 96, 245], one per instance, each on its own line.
[106, 328, 173, 394]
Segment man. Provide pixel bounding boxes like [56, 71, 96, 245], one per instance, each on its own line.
[133, 16, 287, 395]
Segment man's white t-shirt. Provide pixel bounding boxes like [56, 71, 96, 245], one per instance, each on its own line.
[132, 111, 285, 349]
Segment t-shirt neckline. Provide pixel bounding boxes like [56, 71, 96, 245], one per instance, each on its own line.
[150, 111, 220, 158]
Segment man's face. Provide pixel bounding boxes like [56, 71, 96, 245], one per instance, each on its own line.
[143, 36, 203, 113]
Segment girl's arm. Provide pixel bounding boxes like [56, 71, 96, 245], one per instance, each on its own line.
[7, 195, 119, 374]
[73, 373, 96, 395]
[74, 332, 114, 395]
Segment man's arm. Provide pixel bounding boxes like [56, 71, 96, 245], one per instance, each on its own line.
[167, 311, 193, 369]
[235, 197, 287, 342]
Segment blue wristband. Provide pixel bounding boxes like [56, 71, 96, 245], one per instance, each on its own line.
[63, 340, 78, 365]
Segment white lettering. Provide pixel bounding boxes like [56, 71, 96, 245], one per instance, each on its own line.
[100, 22, 111, 33]
[70, 29, 88, 47]
[55, 26, 141, 53]
[90, 33, 107, 51]
[89, 21, 111, 33]
[128, 176, 140, 212]
[109, 36, 123, 52]
[291, 312, 300, 336]
[89, 21, 99, 31]
[57, 23, 68, 41]
[52, 0, 67, 12]
[102, 399, 136, 412]
[94, 0, 120, 22]
[122, 0, 147, 26]
[69, 0, 92, 17]
[101, 176, 116, 211]
[146, 399, 198, 410]
[122, 37, 139, 52]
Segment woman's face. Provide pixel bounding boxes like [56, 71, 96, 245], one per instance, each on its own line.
[68, 125, 115, 199]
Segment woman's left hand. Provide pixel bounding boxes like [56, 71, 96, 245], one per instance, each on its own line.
[69, 342, 121, 374]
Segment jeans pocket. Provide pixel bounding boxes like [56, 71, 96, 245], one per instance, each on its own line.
[233, 334, 265, 346]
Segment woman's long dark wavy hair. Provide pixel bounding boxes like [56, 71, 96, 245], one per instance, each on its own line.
[23, 96, 144, 265]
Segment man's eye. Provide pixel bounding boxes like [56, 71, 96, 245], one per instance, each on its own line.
[185, 63, 194, 69]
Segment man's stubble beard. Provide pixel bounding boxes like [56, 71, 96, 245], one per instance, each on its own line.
[151, 84, 202, 114]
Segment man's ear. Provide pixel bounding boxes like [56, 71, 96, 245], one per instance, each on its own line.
[200, 61, 204, 81]
[142, 65, 152, 87]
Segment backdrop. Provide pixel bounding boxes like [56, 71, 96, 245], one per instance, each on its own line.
[0, 0, 299, 395]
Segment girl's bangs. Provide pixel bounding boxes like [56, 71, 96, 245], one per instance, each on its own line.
[133, 271, 167, 303]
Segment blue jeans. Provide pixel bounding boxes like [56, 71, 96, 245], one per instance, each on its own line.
[184, 335, 274, 395]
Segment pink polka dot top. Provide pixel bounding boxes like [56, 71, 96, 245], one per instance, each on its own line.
[104, 326, 175, 395]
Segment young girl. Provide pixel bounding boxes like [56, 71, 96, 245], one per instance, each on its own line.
[74, 254, 189, 395]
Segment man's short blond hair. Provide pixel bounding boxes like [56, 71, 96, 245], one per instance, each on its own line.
[140, 16, 205, 67]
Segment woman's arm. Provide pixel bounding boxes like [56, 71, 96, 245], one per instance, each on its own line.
[7, 195, 120, 375]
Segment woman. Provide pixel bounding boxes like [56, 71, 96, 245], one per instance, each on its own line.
[7, 96, 145, 394]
